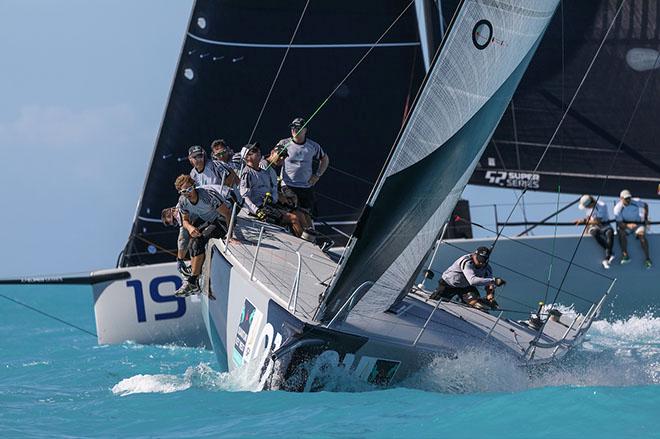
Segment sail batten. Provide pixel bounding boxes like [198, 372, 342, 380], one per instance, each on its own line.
[318, 0, 560, 323]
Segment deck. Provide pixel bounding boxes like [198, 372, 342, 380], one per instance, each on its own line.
[219, 215, 339, 321]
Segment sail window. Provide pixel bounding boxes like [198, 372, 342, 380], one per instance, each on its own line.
[184, 68, 195, 80]
[197, 17, 207, 29]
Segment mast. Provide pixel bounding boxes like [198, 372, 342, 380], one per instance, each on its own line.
[317, 0, 561, 324]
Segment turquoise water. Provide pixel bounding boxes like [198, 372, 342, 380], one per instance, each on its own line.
[2, 285, 660, 438]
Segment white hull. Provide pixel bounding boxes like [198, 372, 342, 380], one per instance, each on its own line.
[202, 218, 601, 391]
[92, 262, 210, 347]
[425, 233, 660, 319]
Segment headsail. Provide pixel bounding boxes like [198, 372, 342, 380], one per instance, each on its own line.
[471, 0, 660, 198]
[119, 0, 425, 267]
[317, 0, 560, 323]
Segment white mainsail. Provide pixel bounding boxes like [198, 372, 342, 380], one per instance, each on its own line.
[317, 0, 560, 323]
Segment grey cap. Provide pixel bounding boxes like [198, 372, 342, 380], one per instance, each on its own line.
[188, 145, 204, 156]
[289, 117, 306, 128]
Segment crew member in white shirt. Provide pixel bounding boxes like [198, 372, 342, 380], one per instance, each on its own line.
[613, 189, 651, 268]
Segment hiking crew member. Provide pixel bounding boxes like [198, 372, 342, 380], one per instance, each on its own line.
[277, 117, 329, 216]
[188, 145, 238, 188]
[239, 143, 308, 237]
[431, 247, 505, 310]
[614, 189, 652, 268]
[210, 139, 241, 178]
[174, 175, 234, 298]
[162, 182, 231, 278]
[576, 194, 615, 269]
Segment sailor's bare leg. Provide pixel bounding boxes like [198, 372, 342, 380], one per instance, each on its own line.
[618, 224, 629, 257]
[637, 231, 650, 260]
[191, 254, 204, 276]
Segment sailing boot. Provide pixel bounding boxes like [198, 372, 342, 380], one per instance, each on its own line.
[175, 276, 201, 297]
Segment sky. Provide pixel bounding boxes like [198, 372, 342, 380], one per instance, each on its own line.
[0, 0, 641, 279]
[0, 0, 193, 277]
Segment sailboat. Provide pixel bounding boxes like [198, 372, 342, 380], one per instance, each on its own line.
[201, 0, 607, 390]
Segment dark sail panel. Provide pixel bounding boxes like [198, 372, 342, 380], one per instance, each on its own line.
[470, 0, 660, 198]
[120, 0, 425, 267]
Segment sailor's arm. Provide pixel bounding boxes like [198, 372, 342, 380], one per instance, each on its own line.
[216, 205, 233, 238]
[239, 175, 259, 214]
[309, 154, 330, 186]
[461, 264, 495, 286]
[181, 212, 201, 238]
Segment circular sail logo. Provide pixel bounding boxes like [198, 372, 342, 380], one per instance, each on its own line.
[472, 19, 493, 50]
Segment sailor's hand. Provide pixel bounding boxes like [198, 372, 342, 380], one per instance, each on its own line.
[256, 208, 267, 221]
[176, 258, 191, 276]
[574, 219, 583, 226]
[494, 277, 506, 287]
[189, 227, 201, 238]
[308, 175, 320, 186]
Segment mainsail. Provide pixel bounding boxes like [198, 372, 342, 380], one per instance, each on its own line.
[470, 0, 660, 198]
[317, 0, 561, 323]
[119, 0, 425, 267]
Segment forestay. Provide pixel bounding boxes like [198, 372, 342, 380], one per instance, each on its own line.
[317, 0, 560, 323]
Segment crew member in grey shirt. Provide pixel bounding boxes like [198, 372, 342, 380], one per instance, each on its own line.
[277, 117, 329, 216]
[239, 143, 308, 237]
[430, 247, 505, 310]
[613, 189, 651, 268]
[188, 145, 238, 188]
[173, 175, 233, 298]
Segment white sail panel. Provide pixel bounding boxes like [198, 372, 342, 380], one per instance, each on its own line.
[318, 0, 559, 323]
[382, 0, 558, 179]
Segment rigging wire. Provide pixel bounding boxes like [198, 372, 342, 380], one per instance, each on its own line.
[0, 293, 97, 338]
[264, 0, 417, 172]
[247, 0, 311, 144]
[491, 0, 627, 250]
[543, 0, 566, 305]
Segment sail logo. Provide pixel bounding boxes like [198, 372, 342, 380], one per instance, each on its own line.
[472, 20, 493, 50]
[485, 171, 540, 189]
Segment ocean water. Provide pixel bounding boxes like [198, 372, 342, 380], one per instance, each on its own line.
[2, 285, 660, 438]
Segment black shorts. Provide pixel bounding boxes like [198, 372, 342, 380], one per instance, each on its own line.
[287, 186, 317, 216]
[188, 220, 226, 257]
[434, 279, 479, 301]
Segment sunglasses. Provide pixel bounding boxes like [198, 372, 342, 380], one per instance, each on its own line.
[179, 186, 195, 195]
[190, 154, 204, 160]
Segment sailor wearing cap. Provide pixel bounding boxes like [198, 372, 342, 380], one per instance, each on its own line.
[613, 189, 651, 268]
[276, 117, 330, 216]
[576, 194, 615, 269]
[431, 247, 505, 310]
[188, 144, 236, 188]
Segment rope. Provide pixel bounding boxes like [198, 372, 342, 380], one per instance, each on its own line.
[0, 293, 97, 338]
[247, 0, 311, 144]
[492, 0, 627, 249]
[131, 234, 177, 258]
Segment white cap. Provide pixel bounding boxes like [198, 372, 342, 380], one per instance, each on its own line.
[578, 194, 593, 210]
[620, 189, 632, 199]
